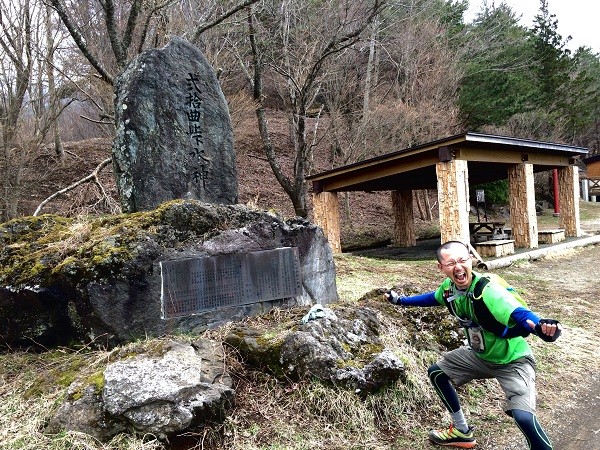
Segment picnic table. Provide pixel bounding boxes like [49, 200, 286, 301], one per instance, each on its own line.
[469, 222, 510, 244]
[469, 221, 507, 236]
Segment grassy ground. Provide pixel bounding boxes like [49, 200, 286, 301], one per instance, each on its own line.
[1, 201, 599, 450]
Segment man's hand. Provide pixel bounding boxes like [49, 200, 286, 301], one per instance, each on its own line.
[526, 318, 562, 342]
[384, 290, 401, 305]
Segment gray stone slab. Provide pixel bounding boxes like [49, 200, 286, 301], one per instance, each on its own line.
[160, 247, 302, 318]
[112, 37, 237, 212]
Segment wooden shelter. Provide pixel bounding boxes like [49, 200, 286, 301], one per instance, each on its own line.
[308, 133, 588, 253]
[583, 153, 600, 196]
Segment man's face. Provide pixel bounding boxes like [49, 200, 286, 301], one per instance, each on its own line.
[438, 244, 473, 290]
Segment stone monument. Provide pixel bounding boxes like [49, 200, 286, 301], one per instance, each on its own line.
[112, 37, 237, 212]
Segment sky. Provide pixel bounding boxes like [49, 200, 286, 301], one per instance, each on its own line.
[464, 0, 600, 54]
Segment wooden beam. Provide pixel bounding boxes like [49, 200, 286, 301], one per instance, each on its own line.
[558, 166, 582, 237]
[391, 190, 416, 247]
[436, 160, 470, 244]
[508, 163, 538, 249]
[307, 137, 469, 183]
[316, 153, 440, 192]
[311, 192, 342, 253]
[456, 147, 572, 166]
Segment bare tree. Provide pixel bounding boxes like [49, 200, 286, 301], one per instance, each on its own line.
[247, 0, 385, 218]
[293, 0, 462, 226]
[48, 0, 261, 86]
[26, 4, 70, 154]
[45, 4, 64, 156]
[0, 0, 35, 220]
[48, 0, 146, 85]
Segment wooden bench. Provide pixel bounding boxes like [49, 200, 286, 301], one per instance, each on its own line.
[475, 239, 515, 258]
[538, 229, 565, 244]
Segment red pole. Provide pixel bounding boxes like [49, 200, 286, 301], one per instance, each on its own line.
[553, 169, 560, 216]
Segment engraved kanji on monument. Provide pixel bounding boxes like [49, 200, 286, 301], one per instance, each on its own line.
[112, 37, 237, 212]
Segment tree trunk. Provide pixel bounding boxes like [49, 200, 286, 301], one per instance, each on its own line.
[415, 190, 425, 220]
[423, 190, 432, 221]
[248, 10, 305, 217]
[46, 5, 63, 157]
[343, 192, 352, 229]
[0, 0, 33, 220]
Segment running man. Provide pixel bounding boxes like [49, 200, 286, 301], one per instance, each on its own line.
[384, 240, 561, 449]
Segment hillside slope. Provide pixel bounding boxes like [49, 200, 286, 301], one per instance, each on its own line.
[18, 115, 412, 249]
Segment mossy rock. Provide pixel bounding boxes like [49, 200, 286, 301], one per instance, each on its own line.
[225, 326, 288, 378]
[1, 199, 337, 349]
[0, 200, 268, 289]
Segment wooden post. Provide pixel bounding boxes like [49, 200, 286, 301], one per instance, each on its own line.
[312, 191, 342, 253]
[508, 163, 538, 249]
[436, 160, 470, 244]
[557, 166, 582, 237]
[391, 189, 416, 247]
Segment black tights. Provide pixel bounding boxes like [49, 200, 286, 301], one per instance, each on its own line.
[427, 363, 553, 450]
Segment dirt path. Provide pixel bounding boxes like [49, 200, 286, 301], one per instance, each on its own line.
[496, 242, 600, 450]
[553, 374, 600, 449]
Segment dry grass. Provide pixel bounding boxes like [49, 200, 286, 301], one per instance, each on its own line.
[0, 347, 164, 450]
[43, 219, 98, 257]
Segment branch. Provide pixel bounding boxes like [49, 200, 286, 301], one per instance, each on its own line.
[303, 0, 386, 100]
[138, 0, 179, 53]
[102, 0, 126, 66]
[122, 0, 143, 55]
[33, 157, 112, 216]
[48, 0, 114, 85]
[192, 0, 260, 42]
[52, 61, 109, 114]
[80, 114, 114, 125]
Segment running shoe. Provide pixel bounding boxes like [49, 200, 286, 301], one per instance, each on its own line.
[428, 424, 476, 448]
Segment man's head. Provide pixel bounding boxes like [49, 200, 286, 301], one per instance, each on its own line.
[437, 241, 473, 289]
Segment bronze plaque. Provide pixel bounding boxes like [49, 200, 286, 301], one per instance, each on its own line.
[160, 247, 302, 318]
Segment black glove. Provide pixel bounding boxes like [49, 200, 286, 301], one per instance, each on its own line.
[385, 290, 402, 305]
[534, 318, 561, 342]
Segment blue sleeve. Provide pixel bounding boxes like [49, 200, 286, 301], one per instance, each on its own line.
[400, 291, 438, 307]
[502, 307, 541, 338]
[511, 307, 541, 328]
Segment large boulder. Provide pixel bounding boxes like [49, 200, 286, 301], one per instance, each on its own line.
[0, 200, 338, 348]
[226, 305, 405, 394]
[112, 37, 237, 212]
[47, 339, 233, 441]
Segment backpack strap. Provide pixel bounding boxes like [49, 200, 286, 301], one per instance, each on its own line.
[443, 287, 476, 328]
[472, 275, 490, 300]
[470, 276, 507, 337]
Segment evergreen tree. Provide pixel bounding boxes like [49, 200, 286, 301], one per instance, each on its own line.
[562, 47, 600, 150]
[529, 0, 572, 112]
[528, 0, 600, 151]
[458, 3, 535, 129]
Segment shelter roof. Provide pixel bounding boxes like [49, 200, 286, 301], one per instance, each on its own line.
[583, 153, 600, 165]
[307, 132, 588, 193]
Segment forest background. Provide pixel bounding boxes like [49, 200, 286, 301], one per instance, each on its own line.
[1, 0, 599, 231]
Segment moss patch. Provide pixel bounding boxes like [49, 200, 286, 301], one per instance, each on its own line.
[23, 351, 89, 399]
[225, 327, 288, 378]
[0, 200, 272, 289]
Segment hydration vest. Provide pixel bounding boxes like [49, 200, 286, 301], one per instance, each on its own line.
[445, 274, 526, 337]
